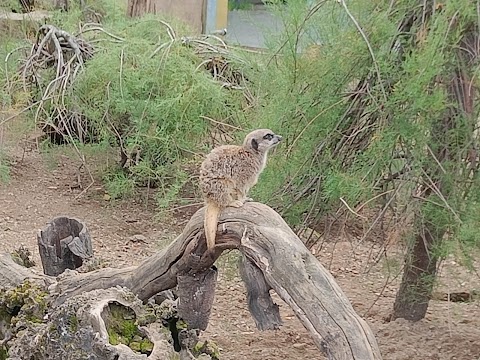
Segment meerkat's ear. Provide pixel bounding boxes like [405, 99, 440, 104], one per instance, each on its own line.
[251, 138, 258, 151]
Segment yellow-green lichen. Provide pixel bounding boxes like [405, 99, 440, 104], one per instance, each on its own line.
[0, 281, 49, 360]
[69, 315, 79, 332]
[176, 319, 188, 330]
[105, 302, 153, 356]
[193, 340, 220, 360]
[0, 345, 7, 360]
[136, 309, 157, 326]
[0, 281, 48, 324]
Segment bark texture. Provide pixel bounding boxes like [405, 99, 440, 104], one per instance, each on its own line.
[392, 219, 442, 321]
[51, 202, 381, 359]
[37, 216, 93, 276]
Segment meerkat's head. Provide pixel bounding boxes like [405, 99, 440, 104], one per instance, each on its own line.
[243, 129, 282, 153]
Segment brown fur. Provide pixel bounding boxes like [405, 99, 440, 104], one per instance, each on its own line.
[199, 129, 282, 251]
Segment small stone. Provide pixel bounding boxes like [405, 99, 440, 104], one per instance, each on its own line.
[129, 235, 147, 243]
[132, 335, 143, 342]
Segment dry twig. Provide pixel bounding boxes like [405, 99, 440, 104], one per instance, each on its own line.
[7, 23, 119, 194]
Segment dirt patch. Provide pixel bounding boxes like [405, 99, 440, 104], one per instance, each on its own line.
[0, 137, 479, 359]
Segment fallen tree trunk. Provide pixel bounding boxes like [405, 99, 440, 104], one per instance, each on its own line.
[0, 253, 49, 288]
[0, 202, 382, 360]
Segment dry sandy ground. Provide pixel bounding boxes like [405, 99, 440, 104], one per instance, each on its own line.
[0, 139, 479, 360]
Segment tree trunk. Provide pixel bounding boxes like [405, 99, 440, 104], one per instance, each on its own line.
[126, 0, 205, 33]
[1, 203, 383, 360]
[392, 215, 443, 321]
[390, 1, 478, 322]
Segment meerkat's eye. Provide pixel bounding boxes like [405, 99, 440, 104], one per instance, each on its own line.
[263, 133, 274, 140]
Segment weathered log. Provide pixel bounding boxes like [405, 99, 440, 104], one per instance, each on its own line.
[46, 202, 382, 360]
[37, 216, 93, 276]
[0, 252, 183, 359]
[0, 203, 382, 359]
[238, 254, 282, 331]
[0, 253, 50, 289]
[177, 267, 218, 331]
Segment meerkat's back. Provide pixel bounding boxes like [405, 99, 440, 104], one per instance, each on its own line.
[201, 146, 262, 186]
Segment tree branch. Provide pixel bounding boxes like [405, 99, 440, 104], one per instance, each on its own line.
[1, 203, 382, 359]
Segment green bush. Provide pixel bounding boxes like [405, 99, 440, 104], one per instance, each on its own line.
[44, 3, 249, 199]
[247, 0, 480, 262]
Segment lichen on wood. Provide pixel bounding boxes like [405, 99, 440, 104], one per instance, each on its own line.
[5, 286, 175, 360]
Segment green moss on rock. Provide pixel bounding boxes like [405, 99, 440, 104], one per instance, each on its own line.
[193, 340, 220, 360]
[0, 345, 7, 360]
[105, 302, 153, 355]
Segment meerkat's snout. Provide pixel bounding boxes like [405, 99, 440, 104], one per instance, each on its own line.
[268, 133, 282, 149]
[263, 132, 282, 145]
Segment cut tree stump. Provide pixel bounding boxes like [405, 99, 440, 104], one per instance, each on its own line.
[37, 216, 93, 276]
[0, 10, 51, 36]
[1, 203, 382, 360]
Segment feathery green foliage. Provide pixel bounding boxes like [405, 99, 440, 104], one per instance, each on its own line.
[249, 0, 480, 264]
[74, 27, 243, 195]
[12, 0, 248, 201]
[1, 0, 478, 270]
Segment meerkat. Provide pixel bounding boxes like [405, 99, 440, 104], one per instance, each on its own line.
[199, 129, 283, 251]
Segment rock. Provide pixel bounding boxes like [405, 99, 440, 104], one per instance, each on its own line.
[129, 235, 147, 243]
[6, 287, 174, 360]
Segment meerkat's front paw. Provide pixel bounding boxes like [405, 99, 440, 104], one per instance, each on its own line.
[228, 200, 245, 208]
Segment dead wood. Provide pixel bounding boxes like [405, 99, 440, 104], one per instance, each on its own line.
[0, 253, 48, 289]
[0, 202, 382, 359]
[37, 216, 93, 276]
[15, 23, 96, 145]
[6, 286, 172, 360]
[47, 202, 381, 360]
[176, 267, 218, 331]
[238, 254, 282, 331]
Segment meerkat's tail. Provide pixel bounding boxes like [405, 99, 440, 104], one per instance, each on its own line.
[204, 201, 221, 251]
